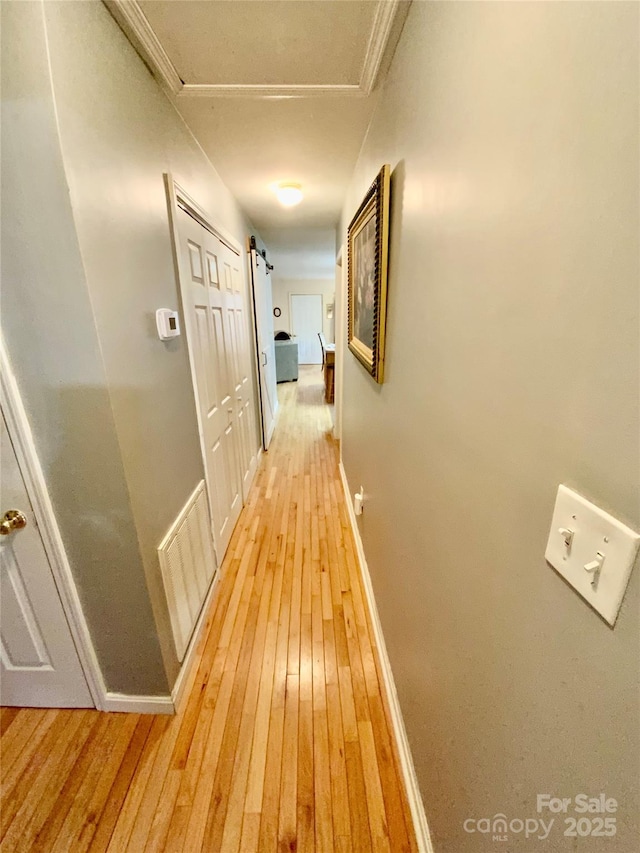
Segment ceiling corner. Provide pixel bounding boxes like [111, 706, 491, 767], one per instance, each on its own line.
[104, 0, 183, 94]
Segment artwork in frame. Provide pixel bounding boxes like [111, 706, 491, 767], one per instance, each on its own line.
[347, 164, 391, 383]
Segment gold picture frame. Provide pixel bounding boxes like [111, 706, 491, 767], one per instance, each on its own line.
[347, 164, 391, 383]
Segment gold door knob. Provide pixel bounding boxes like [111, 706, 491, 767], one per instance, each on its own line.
[0, 510, 27, 536]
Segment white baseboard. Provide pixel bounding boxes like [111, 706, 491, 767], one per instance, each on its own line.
[102, 518, 222, 716]
[338, 461, 434, 853]
[102, 692, 174, 714]
[171, 568, 220, 712]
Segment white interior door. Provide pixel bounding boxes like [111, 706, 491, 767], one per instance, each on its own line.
[177, 208, 246, 560]
[291, 294, 323, 364]
[250, 249, 278, 449]
[224, 242, 259, 496]
[0, 412, 92, 708]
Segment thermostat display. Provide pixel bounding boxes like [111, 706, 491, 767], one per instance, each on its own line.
[156, 308, 181, 341]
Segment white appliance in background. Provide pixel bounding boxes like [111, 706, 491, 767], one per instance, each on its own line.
[249, 243, 278, 450]
[290, 293, 323, 365]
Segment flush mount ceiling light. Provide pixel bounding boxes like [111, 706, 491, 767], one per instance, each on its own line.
[276, 183, 303, 207]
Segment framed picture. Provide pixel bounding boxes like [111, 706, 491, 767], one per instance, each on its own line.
[347, 164, 391, 383]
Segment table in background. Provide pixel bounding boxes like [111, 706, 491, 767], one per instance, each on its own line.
[324, 344, 335, 404]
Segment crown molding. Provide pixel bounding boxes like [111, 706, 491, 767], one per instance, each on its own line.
[178, 83, 364, 99]
[105, 0, 183, 94]
[360, 0, 402, 95]
[105, 0, 400, 99]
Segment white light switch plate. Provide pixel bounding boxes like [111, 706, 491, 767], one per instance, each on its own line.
[545, 485, 640, 625]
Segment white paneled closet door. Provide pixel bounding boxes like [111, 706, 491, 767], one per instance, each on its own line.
[224, 243, 259, 497]
[177, 208, 249, 561]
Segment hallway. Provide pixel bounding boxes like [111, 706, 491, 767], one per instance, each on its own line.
[0, 367, 416, 853]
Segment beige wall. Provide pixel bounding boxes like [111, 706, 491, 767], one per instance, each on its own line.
[272, 277, 335, 343]
[1, 0, 167, 695]
[2, 0, 262, 694]
[340, 3, 639, 850]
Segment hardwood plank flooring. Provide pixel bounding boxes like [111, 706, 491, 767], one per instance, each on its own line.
[0, 366, 417, 852]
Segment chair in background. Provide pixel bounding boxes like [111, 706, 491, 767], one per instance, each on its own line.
[318, 332, 327, 371]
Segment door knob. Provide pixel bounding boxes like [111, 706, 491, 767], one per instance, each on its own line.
[0, 510, 27, 536]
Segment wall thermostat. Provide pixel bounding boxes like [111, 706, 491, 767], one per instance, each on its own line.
[156, 308, 181, 341]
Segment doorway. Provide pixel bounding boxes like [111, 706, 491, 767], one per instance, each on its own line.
[290, 293, 323, 365]
[167, 180, 259, 567]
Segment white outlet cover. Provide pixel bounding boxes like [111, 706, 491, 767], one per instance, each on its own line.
[545, 485, 640, 625]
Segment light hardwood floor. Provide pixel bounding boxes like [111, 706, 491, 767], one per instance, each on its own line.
[0, 366, 417, 853]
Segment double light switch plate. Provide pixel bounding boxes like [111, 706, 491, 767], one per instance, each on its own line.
[545, 485, 640, 626]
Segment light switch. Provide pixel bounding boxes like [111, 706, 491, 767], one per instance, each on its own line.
[545, 485, 640, 625]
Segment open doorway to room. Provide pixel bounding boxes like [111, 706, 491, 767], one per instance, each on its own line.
[260, 228, 338, 431]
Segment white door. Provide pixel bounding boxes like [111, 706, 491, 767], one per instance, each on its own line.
[223, 243, 259, 496]
[0, 412, 92, 708]
[250, 249, 278, 449]
[291, 294, 323, 364]
[177, 208, 247, 560]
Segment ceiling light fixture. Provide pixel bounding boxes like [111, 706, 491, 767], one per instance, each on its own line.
[276, 183, 303, 207]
